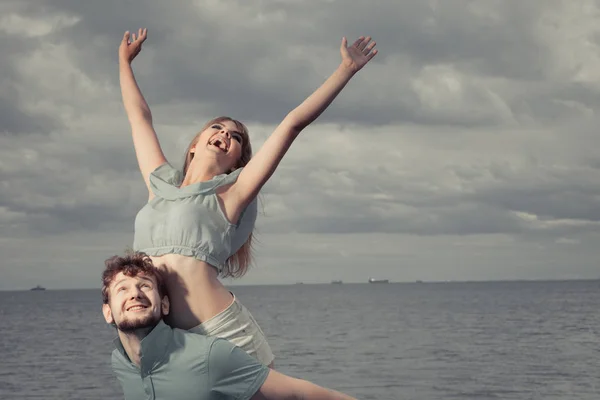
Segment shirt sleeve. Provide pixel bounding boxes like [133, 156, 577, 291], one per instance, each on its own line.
[208, 338, 270, 400]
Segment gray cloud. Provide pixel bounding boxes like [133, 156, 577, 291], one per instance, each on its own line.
[1, 0, 600, 288]
[0, 28, 61, 134]
[0, 94, 56, 135]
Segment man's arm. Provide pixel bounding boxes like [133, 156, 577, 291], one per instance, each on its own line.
[252, 369, 357, 400]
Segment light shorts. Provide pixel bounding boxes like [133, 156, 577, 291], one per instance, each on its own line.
[188, 294, 274, 366]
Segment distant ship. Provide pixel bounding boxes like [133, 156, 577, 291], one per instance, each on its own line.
[368, 278, 389, 284]
[331, 280, 343, 284]
[30, 285, 46, 291]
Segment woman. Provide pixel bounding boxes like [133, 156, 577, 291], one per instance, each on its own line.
[119, 28, 377, 366]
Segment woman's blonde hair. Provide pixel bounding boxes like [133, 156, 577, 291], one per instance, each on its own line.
[183, 116, 254, 278]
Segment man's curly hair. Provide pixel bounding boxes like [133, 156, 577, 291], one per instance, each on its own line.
[101, 251, 167, 304]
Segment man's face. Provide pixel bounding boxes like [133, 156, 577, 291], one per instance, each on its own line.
[102, 272, 169, 333]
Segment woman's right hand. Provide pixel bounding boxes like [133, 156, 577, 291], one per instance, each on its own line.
[119, 28, 147, 64]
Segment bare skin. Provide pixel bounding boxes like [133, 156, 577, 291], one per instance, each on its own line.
[118, 28, 378, 342]
[148, 253, 232, 327]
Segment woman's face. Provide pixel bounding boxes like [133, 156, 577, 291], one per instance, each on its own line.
[191, 119, 245, 173]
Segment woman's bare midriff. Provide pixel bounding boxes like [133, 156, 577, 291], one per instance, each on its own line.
[148, 253, 234, 330]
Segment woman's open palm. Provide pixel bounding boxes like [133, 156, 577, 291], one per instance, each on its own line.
[119, 28, 147, 64]
[340, 36, 378, 73]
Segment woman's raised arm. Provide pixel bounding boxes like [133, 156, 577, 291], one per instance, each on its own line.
[119, 28, 167, 196]
[229, 36, 378, 214]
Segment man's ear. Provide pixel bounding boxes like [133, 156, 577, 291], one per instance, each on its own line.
[161, 296, 170, 316]
[102, 303, 114, 324]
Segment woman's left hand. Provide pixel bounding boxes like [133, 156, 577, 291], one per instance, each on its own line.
[340, 36, 378, 74]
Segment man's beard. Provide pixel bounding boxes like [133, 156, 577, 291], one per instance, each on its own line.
[116, 312, 162, 334]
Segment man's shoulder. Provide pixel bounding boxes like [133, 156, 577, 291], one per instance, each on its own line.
[171, 327, 222, 350]
[171, 329, 242, 362]
[111, 347, 134, 374]
[171, 326, 217, 341]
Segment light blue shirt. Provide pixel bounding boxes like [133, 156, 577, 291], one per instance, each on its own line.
[133, 162, 257, 272]
[111, 321, 269, 400]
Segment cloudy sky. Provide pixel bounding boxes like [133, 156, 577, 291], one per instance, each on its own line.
[1, 0, 599, 290]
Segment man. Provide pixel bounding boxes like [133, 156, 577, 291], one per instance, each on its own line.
[102, 252, 358, 400]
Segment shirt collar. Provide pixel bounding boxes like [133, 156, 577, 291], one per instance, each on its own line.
[113, 320, 173, 372]
[149, 162, 243, 200]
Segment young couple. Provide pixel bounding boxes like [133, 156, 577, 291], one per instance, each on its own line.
[103, 28, 378, 399]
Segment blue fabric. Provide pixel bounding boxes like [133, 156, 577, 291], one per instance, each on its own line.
[112, 321, 269, 400]
[133, 163, 257, 272]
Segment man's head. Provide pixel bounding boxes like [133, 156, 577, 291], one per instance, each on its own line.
[101, 252, 169, 333]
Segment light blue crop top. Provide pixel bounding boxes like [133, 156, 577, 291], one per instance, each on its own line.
[133, 163, 257, 272]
